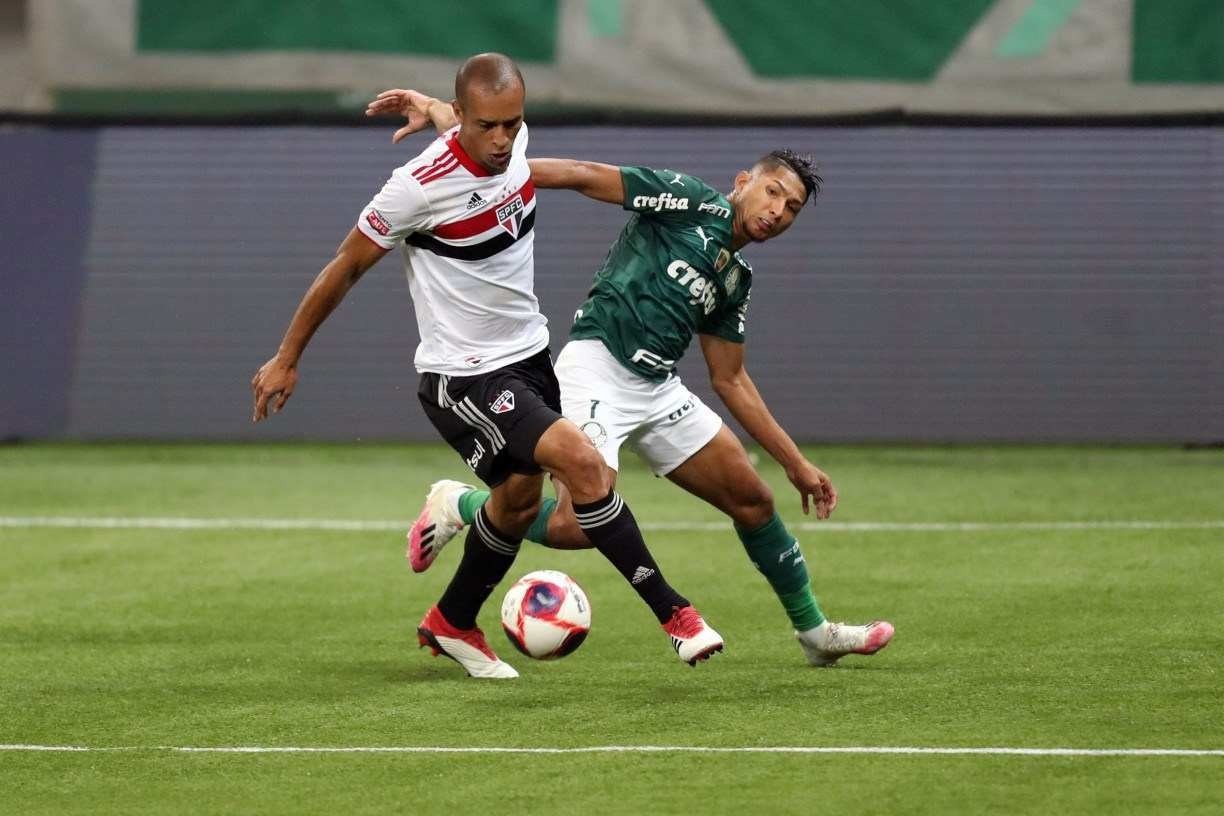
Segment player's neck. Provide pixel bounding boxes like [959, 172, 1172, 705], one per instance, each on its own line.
[455, 131, 507, 176]
[727, 199, 750, 251]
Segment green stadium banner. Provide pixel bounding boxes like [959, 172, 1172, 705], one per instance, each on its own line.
[30, 0, 1224, 114]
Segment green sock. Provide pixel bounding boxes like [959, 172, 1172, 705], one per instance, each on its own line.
[457, 489, 490, 525]
[457, 490, 555, 546]
[523, 497, 557, 545]
[735, 512, 825, 631]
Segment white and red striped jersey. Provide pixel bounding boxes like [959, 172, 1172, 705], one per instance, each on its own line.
[356, 123, 546, 376]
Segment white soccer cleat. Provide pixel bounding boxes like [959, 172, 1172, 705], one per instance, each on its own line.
[406, 479, 473, 573]
[417, 605, 518, 679]
[662, 606, 724, 666]
[796, 620, 895, 667]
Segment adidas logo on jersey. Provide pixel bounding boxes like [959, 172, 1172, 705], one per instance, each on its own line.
[632, 192, 689, 212]
[466, 192, 485, 210]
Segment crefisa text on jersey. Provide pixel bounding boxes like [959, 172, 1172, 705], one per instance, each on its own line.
[632, 192, 690, 212]
[666, 259, 718, 314]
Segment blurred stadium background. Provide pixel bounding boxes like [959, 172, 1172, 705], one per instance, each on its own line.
[2, 0, 1222, 443]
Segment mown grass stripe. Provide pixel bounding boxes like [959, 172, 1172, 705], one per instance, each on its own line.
[2, 517, 1223, 533]
[3, 744, 1222, 757]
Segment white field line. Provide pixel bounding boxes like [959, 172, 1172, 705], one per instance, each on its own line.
[2, 516, 1223, 534]
[1, 744, 1222, 757]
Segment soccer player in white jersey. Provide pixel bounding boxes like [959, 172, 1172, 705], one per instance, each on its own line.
[373, 89, 893, 668]
[252, 54, 724, 680]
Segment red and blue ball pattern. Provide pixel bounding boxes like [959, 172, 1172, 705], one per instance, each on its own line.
[501, 572, 591, 660]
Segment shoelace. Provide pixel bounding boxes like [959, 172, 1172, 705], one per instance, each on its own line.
[433, 611, 492, 648]
[447, 622, 491, 649]
[454, 624, 496, 657]
[665, 606, 704, 638]
[822, 623, 871, 652]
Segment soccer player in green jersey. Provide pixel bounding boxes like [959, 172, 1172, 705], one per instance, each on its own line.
[371, 89, 893, 667]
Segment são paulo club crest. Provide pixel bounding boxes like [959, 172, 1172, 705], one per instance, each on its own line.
[490, 390, 516, 414]
[496, 195, 526, 236]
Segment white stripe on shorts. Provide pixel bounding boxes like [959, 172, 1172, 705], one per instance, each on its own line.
[451, 398, 506, 454]
[437, 375, 453, 408]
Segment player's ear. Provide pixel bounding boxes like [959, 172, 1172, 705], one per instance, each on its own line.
[451, 99, 462, 123]
[733, 169, 751, 193]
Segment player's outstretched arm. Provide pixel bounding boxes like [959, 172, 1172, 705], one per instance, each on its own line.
[528, 159, 625, 204]
[699, 333, 838, 518]
[365, 89, 457, 142]
[251, 228, 388, 422]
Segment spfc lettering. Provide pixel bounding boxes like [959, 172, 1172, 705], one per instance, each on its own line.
[496, 196, 525, 236]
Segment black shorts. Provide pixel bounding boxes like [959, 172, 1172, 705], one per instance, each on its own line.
[418, 348, 562, 488]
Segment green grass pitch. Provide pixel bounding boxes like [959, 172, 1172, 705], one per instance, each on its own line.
[2, 443, 1222, 814]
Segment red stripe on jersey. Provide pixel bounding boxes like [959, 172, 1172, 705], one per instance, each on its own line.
[416, 156, 460, 186]
[446, 133, 492, 178]
[432, 180, 535, 240]
[411, 149, 454, 181]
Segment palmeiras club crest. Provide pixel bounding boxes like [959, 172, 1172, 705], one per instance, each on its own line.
[496, 195, 526, 236]
[724, 265, 740, 292]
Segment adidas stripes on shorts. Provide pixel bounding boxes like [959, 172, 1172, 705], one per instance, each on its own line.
[418, 348, 562, 488]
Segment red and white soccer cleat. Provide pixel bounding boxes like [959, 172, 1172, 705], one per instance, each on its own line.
[417, 605, 518, 679]
[795, 620, 895, 667]
[406, 479, 473, 573]
[662, 605, 724, 666]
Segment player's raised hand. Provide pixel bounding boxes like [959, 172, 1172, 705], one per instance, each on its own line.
[251, 356, 298, 422]
[787, 460, 838, 519]
[364, 89, 445, 143]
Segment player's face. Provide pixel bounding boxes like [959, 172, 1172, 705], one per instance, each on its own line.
[454, 83, 525, 175]
[733, 165, 807, 243]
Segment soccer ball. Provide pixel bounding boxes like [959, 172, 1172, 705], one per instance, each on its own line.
[500, 570, 591, 660]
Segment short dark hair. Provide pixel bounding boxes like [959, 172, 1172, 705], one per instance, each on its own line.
[755, 149, 822, 205]
[454, 52, 525, 106]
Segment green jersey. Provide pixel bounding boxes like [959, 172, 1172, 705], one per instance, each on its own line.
[570, 166, 754, 382]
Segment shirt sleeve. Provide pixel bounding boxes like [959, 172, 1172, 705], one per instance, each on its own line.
[356, 166, 432, 249]
[620, 166, 708, 221]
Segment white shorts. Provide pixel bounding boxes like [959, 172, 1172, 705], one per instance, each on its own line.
[555, 339, 724, 476]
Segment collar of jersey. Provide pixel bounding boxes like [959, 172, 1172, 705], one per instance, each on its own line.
[446, 132, 492, 178]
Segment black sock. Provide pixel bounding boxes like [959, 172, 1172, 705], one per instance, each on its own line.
[572, 491, 688, 623]
[437, 507, 521, 630]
